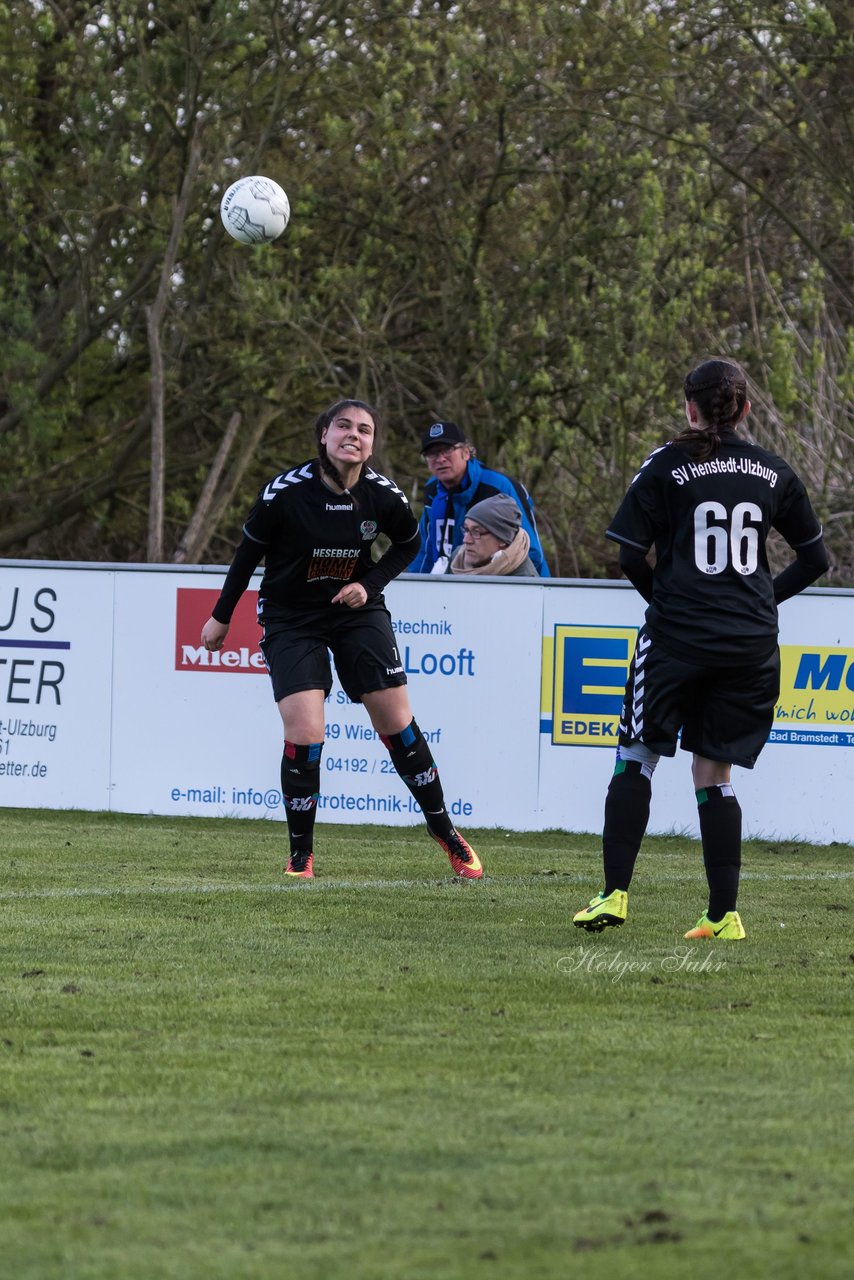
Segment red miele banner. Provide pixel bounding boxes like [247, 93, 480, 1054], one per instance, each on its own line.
[174, 588, 266, 674]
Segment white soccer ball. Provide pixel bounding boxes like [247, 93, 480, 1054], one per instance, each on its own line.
[219, 175, 290, 245]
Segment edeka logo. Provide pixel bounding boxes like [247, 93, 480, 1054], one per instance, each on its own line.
[174, 588, 266, 674]
[542, 625, 637, 747]
[777, 645, 854, 723]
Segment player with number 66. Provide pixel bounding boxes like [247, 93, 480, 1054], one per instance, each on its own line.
[572, 358, 829, 942]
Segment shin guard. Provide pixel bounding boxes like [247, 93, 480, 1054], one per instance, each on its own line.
[602, 759, 652, 894]
[697, 784, 742, 919]
[380, 719, 453, 839]
[281, 740, 323, 854]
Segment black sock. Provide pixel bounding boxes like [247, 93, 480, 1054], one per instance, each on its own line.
[280, 741, 323, 854]
[602, 760, 652, 895]
[381, 719, 453, 839]
[697, 784, 741, 919]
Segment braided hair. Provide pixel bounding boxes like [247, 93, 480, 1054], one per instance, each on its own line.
[314, 398, 378, 504]
[674, 359, 748, 461]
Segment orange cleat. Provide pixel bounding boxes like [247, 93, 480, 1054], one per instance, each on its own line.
[431, 830, 483, 879]
[284, 850, 314, 879]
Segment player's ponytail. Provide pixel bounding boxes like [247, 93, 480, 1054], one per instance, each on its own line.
[314, 398, 379, 505]
[675, 359, 748, 460]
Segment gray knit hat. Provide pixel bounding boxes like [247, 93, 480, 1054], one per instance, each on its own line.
[465, 494, 521, 545]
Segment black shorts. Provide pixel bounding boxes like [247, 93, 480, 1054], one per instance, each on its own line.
[619, 626, 780, 769]
[259, 601, 407, 703]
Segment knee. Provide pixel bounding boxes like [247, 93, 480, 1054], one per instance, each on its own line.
[692, 755, 732, 789]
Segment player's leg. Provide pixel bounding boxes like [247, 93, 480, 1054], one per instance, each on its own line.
[687, 760, 744, 940]
[362, 685, 483, 879]
[574, 629, 683, 932]
[331, 604, 482, 879]
[261, 612, 331, 879]
[603, 744, 658, 892]
[683, 754, 744, 938]
[276, 689, 327, 879]
[572, 743, 658, 931]
[681, 650, 778, 939]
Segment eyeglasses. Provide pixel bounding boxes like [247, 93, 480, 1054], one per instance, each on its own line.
[424, 444, 463, 460]
[462, 524, 492, 540]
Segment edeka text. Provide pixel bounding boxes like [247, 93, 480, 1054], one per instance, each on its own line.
[402, 645, 474, 677]
[559, 719, 617, 739]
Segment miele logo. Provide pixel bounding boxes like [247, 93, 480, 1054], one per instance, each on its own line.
[174, 588, 266, 674]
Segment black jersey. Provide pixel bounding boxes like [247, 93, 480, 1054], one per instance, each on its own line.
[607, 432, 823, 662]
[212, 460, 420, 622]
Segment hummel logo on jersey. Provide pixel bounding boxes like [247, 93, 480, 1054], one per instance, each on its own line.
[629, 445, 668, 487]
[364, 467, 409, 505]
[629, 631, 651, 737]
[263, 464, 313, 502]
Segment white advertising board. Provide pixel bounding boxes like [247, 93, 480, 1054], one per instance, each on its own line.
[0, 564, 114, 811]
[111, 572, 542, 828]
[1, 561, 852, 843]
[537, 581, 854, 843]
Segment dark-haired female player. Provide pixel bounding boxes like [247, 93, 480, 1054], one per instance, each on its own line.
[201, 399, 483, 881]
[573, 359, 828, 939]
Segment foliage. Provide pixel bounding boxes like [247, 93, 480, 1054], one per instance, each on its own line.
[0, 1, 852, 580]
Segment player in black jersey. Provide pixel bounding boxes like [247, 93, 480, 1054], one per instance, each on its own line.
[573, 359, 828, 940]
[201, 398, 483, 881]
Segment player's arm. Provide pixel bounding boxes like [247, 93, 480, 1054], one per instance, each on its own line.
[333, 532, 420, 609]
[772, 534, 829, 604]
[201, 533, 267, 650]
[606, 458, 661, 603]
[359, 529, 421, 599]
[618, 543, 654, 603]
[352, 490, 422, 601]
[772, 478, 830, 604]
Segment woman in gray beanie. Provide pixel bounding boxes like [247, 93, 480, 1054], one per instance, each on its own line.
[449, 493, 538, 576]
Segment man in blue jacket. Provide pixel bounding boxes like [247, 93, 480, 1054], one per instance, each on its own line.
[409, 421, 550, 576]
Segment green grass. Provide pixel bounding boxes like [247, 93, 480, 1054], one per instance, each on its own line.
[1, 810, 852, 1280]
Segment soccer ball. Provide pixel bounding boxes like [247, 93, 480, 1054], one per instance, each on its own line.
[219, 175, 290, 245]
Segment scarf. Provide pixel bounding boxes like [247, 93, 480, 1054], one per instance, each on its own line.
[449, 528, 532, 576]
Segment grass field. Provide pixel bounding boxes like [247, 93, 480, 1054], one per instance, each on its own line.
[1, 809, 852, 1280]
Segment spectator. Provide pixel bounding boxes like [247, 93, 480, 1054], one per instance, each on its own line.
[409, 421, 550, 576]
[449, 494, 538, 577]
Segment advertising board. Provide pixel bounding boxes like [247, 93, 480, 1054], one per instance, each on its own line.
[1, 561, 851, 843]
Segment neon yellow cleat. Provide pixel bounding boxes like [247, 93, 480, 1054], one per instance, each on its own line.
[684, 910, 745, 940]
[572, 889, 628, 932]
